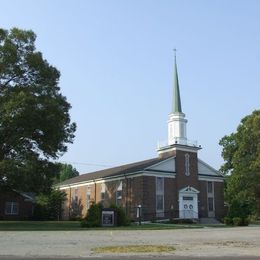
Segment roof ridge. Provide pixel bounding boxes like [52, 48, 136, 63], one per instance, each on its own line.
[56, 156, 170, 187]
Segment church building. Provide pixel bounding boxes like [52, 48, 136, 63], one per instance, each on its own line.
[57, 55, 225, 221]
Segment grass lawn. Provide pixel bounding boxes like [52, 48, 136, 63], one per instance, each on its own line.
[92, 245, 176, 254]
[0, 221, 228, 231]
[0, 221, 82, 231]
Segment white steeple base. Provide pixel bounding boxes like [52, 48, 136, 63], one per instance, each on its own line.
[168, 112, 187, 145]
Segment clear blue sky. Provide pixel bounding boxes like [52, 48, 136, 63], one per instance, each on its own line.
[1, 0, 259, 173]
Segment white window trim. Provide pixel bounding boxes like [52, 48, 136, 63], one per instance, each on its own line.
[207, 182, 215, 213]
[5, 202, 19, 215]
[86, 186, 91, 210]
[116, 181, 123, 206]
[156, 177, 164, 212]
[185, 153, 190, 176]
[207, 181, 214, 195]
[100, 183, 106, 202]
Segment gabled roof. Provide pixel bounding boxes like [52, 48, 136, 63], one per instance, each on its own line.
[57, 156, 171, 187]
[198, 159, 223, 177]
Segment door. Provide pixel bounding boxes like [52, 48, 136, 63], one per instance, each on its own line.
[181, 196, 195, 219]
[179, 186, 199, 219]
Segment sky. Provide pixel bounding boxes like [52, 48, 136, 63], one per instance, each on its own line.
[1, 0, 259, 173]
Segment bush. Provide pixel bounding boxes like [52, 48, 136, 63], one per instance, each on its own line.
[223, 217, 233, 225]
[170, 218, 194, 224]
[81, 203, 130, 228]
[81, 202, 103, 227]
[232, 217, 242, 226]
[227, 192, 255, 219]
[110, 205, 130, 226]
[242, 218, 250, 226]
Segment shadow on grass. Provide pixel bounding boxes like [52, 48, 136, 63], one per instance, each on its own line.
[0, 221, 230, 231]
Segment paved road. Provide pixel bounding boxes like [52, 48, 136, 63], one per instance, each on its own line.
[0, 227, 259, 258]
[0, 257, 260, 260]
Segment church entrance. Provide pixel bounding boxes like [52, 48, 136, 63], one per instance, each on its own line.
[179, 186, 199, 219]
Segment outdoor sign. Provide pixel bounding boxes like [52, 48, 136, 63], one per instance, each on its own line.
[101, 209, 115, 227]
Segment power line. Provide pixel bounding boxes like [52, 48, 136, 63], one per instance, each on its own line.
[58, 160, 113, 168]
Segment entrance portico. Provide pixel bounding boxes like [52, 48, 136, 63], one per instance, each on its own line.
[179, 186, 199, 219]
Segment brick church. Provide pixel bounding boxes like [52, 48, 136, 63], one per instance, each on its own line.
[57, 55, 225, 221]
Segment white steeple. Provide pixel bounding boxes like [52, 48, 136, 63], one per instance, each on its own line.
[168, 51, 188, 146]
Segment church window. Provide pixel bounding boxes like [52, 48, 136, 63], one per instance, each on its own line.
[86, 186, 91, 210]
[116, 181, 122, 206]
[5, 202, 19, 215]
[185, 153, 190, 176]
[156, 177, 164, 212]
[207, 181, 213, 194]
[100, 183, 106, 204]
[74, 188, 78, 203]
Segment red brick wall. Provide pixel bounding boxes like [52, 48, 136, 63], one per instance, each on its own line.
[60, 151, 225, 221]
[198, 180, 225, 219]
[198, 181, 208, 218]
[0, 190, 34, 220]
[214, 181, 225, 219]
[175, 150, 199, 190]
[61, 180, 127, 220]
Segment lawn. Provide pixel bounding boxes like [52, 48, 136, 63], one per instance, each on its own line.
[0, 221, 82, 231]
[0, 221, 228, 231]
[92, 245, 176, 254]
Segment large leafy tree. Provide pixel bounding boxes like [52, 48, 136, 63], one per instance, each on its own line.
[0, 28, 76, 193]
[56, 163, 79, 183]
[219, 110, 260, 217]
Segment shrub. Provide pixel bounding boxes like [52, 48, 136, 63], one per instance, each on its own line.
[223, 217, 233, 225]
[81, 202, 103, 227]
[242, 218, 250, 226]
[232, 217, 242, 226]
[110, 204, 130, 226]
[227, 192, 255, 219]
[170, 218, 194, 224]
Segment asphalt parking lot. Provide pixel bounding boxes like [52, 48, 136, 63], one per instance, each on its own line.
[0, 226, 259, 258]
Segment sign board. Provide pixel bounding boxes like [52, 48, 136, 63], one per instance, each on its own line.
[101, 209, 115, 227]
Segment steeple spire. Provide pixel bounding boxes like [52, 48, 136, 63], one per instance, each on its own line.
[172, 49, 182, 113]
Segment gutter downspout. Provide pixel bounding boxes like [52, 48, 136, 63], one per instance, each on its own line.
[69, 185, 71, 219]
[124, 172, 127, 215]
[94, 180, 97, 203]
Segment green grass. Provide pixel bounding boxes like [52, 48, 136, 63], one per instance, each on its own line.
[93, 245, 176, 254]
[0, 221, 82, 231]
[0, 221, 229, 231]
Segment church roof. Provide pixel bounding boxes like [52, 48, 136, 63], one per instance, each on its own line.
[57, 156, 170, 187]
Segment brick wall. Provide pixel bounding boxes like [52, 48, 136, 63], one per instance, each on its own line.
[198, 180, 225, 219]
[60, 151, 225, 221]
[0, 190, 34, 220]
[175, 150, 199, 190]
[198, 181, 208, 218]
[214, 181, 225, 220]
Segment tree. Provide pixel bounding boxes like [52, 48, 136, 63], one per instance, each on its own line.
[56, 163, 79, 183]
[34, 189, 67, 220]
[219, 110, 260, 218]
[0, 28, 76, 193]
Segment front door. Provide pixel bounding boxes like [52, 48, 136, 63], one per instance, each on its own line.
[182, 196, 195, 219]
[179, 186, 199, 219]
